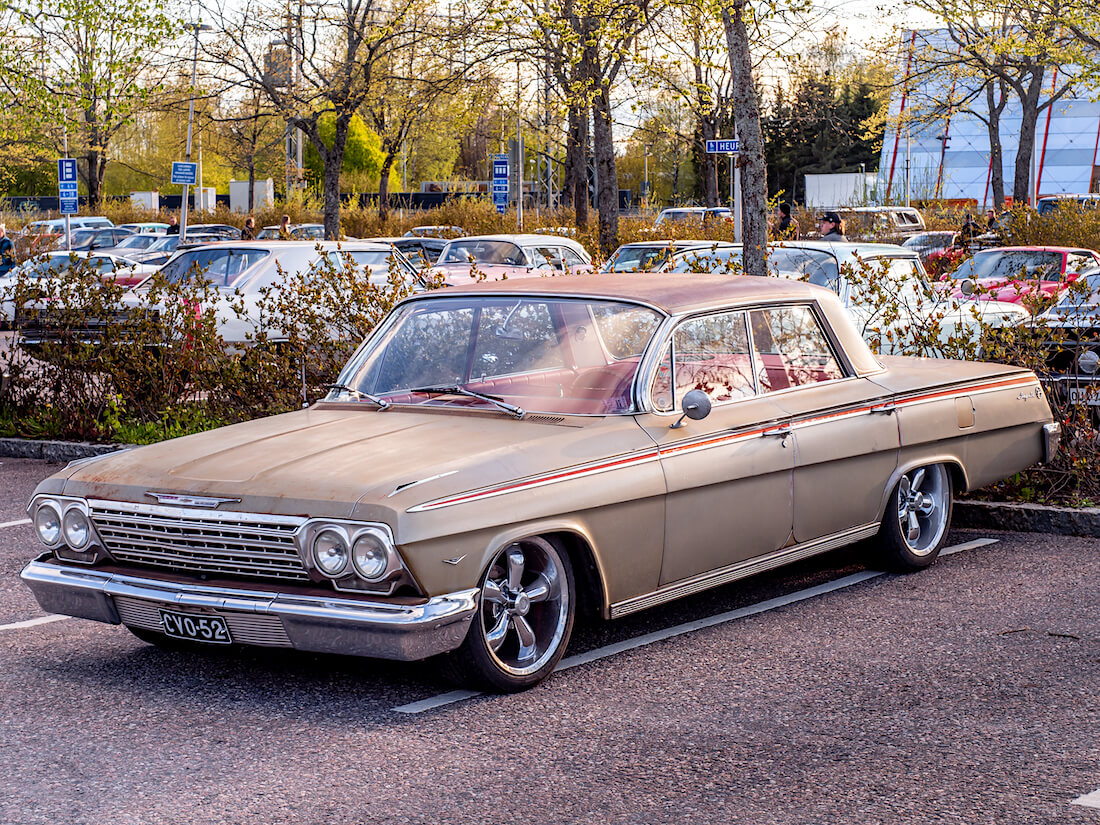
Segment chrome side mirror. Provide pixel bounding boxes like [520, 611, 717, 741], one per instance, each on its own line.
[670, 389, 712, 429]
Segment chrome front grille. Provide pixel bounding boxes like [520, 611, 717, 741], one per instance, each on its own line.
[89, 500, 309, 583]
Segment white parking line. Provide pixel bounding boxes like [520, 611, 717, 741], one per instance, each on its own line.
[1073, 789, 1100, 809]
[392, 537, 1001, 714]
[0, 615, 70, 632]
[0, 518, 31, 529]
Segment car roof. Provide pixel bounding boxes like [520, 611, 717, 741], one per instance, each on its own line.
[170, 240, 395, 251]
[617, 240, 728, 249]
[975, 245, 1086, 254]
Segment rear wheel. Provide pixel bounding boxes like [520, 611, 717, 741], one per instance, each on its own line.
[444, 536, 575, 693]
[878, 463, 953, 571]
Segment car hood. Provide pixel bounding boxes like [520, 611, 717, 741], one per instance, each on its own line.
[55, 405, 619, 523]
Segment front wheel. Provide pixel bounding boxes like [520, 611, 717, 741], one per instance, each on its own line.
[444, 536, 575, 693]
[877, 463, 953, 572]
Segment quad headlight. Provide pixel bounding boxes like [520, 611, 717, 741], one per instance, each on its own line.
[29, 496, 104, 563]
[297, 520, 406, 593]
[312, 529, 350, 576]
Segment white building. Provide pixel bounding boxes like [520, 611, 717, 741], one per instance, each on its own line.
[877, 29, 1100, 207]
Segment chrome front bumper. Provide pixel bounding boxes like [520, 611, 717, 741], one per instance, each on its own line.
[1042, 422, 1061, 464]
[20, 555, 478, 661]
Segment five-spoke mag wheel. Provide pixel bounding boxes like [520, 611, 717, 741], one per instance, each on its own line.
[879, 463, 953, 571]
[448, 536, 575, 692]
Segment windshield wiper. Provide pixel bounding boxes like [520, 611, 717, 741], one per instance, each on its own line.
[401, 385, 526, 419]
[326, 383, 391, 409]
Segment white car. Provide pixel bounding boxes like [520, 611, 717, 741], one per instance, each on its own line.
[17, 242, 424, 348]
[430, 234, 593, 284]
[1, 251, 156, 329]
[661, 241, 1028, 356]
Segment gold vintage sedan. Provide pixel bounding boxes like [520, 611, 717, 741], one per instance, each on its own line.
[21, 275, 1059, 691]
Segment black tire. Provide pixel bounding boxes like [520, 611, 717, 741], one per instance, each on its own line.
[442, 536, 575, 693]
[877, 463, 954, 572]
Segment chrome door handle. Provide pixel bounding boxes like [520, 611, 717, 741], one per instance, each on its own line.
[763, 426, 792, 446]
[870, 403, 896, 414]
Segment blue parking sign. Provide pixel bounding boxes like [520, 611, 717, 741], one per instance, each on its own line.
[171, 161, 198, 185]
[58, 158, 78, 183]
[491, 152, 509, 215]
[57, 158, 79, 214]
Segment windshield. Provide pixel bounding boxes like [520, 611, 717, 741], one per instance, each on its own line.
[335, 296, 665, 415]
[953, 250, 1063, 282]
[601, 244, 681, 273]
[115, 235, 158, 250]
[441, 240, 526, 265]
[666, 245, 838, 287]
[325, 249, 410, 284]
[157, 248, 271, 287]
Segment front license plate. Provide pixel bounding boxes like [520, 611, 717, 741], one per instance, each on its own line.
[1067, 386, 1100, 406]
[159, 610, 232, 644]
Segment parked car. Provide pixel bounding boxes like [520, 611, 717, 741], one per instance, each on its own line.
[653, 207, 733, 227]
[18, 241, 422, 349]
[186, 224, 242, 241]
[117, 222, 169, 235]
[1, 251, 157, 328]
[405, 225, 465, 238]
[21, 217, 114, 236]
[1036, 194, 1100, 216]
[902, 230, 959, 262]
[661, 241, 1029, 355]
[837, 206, 926, 240]
[103, 233, 166, 256]
[256, 223, 325, 240]
[124, 233, 224, 266]
[19, 274, 1058, 692]
[948, 246, 1100, 305]
[362, 236, 448, 268]
[1029, 273, 1100, 407]
[600, 240, 728, 273]
[68, 227, 135, 252]
[430, 234, 593, 284]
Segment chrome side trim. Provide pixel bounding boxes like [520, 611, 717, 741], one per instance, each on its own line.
[20, 556, 478, 661]
[609, 522, 880, 619]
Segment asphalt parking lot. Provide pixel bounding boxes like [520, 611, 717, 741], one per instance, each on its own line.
[2, 455, 1099, 825]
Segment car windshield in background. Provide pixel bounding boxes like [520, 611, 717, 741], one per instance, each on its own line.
[1051, 273, 1100, 313]
[667, 246, 839, 289]
[157, 248, 271, 287]
[114, 235, 159, 251]
[336, 296, 664, 415]
[441, 240, 526, 265]
[953, 250, 1063, 282]
[325, 250, 402, 284]
[602, 245, 679, 272]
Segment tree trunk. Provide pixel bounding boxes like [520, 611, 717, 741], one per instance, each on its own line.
[319, 116, 350, 239]
[248, 163, 256, 212]
[985, 81, 1006, 210]
[378, 152, 397, 219]
[721, 0, 768, 277]
[85, 149, 101, 208]
[1012, 66, 1045, 206]
[564, 103, 590, 229]
[592, 83, 619, 255]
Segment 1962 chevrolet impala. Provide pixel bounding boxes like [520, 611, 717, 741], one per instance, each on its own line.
[21, 275, 1060, 691]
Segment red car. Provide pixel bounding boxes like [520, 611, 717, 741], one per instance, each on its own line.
[949, 246, 1100, 305]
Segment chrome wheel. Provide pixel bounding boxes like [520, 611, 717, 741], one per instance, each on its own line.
[895, 464, 950, 556]
[478, 537, 570, 678]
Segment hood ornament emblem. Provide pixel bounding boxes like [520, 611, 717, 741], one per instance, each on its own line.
[145, 492, 240, 509]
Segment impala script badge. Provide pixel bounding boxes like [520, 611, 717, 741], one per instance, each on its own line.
[145, 492, 241, 509]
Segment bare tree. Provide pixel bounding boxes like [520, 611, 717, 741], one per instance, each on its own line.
[205, 0, 457, 237]
[209, 91, 285, 210]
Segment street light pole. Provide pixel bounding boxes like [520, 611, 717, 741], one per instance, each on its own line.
[180, 22, 211, 242]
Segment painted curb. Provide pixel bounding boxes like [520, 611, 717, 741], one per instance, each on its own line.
[0, 438, 128, 463]
[954, 499, 1100, 538]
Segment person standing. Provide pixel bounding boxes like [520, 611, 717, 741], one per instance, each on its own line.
[278, 214, 292, 240]
[0, 224, 14, 276]
[241, 216, 256, 240]
[771, 203, 800, 240]
[818, 211, 848, 241]
[166, 215, 179, 235]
